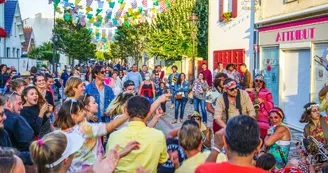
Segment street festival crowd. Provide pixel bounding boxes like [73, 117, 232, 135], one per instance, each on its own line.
[1, 62, 328, 173]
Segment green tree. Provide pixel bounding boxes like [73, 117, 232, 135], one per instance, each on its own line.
[27, 41, 59, 63]
[110, 23, 148, 66]
[54, 18, 96, 63]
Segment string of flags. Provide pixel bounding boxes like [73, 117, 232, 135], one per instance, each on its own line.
[49, 0, 172, 51]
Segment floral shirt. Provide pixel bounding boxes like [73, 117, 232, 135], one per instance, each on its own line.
[65, 120, 107, 172]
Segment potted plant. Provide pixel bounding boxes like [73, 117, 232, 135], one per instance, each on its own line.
[223, 12, 232, 22]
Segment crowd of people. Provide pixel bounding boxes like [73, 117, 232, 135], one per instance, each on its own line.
[0, 61, 328, 173]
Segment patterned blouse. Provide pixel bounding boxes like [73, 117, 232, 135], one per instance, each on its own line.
[308, 124, 327, 172]
[64, 120, 107, 172]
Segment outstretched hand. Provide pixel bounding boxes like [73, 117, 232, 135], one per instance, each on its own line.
[155, 107, 164, 119]
[93, 145, 120, 173]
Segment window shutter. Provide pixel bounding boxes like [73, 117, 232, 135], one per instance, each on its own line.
[219, 0, 224, 22]
[231, 0, 238, 18]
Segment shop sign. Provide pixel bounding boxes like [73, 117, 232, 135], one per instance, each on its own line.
[276, 28, 315, 42]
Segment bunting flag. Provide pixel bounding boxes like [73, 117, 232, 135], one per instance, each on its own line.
[75, 0, 81, 5]
[153, 0, 158, 6]
[142, 0, 147, 8]
[159, 0, 167, 11]
[86, 0, 93, 7]
[53, 0, 61, 9]
[130, 0, 137, 9]
[109, 1, 115, 8]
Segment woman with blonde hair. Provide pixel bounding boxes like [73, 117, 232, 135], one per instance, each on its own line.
[64, 76, 85, 100]
[9, 78, 28, 95]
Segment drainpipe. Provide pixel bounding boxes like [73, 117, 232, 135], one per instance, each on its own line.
[250, 0, 255, 76]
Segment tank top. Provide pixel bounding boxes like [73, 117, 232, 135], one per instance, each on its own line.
[141, 83, 153, 98]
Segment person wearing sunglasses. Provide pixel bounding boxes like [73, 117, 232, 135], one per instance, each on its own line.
[261, 107, 290, 171]
[246, 74, 274, 142]
[300, 102, 328, 172]
[214, 78, 255, 129]
[190, 111, 212, 151]
[85, 65, 114, 123]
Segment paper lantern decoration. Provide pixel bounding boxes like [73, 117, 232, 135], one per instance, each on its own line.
[0, 28, 7, 37]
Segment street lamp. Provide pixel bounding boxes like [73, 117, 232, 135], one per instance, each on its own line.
[52, 34, 58, 74]
[188, 13, 199, 80]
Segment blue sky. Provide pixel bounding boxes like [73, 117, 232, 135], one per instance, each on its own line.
[18, 0, 54, 19]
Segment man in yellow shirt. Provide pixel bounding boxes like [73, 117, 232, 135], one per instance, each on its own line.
[106, 96, 168, 173]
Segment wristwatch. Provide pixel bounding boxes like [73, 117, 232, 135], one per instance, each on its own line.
[211, 146, 222, 153]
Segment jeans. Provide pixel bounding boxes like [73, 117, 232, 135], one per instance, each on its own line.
[193, 97, 207, 123]
[146, 97, 154, 104]
[170, 87, 175, 104]
[174, 97, 188, 120]
[160, 102, 166, 112]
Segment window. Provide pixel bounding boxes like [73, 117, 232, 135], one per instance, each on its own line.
[17, 49, 20, 57]
[219, 0, 238, 22]
[6, 47, 10, 57]
[12, 48, 15, 57]
[14, 23, 17, 37]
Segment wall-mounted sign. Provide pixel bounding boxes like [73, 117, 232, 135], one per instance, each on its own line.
[276, 28, 315, 42]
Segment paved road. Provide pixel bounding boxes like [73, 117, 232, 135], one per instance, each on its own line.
[154, 101, 303, 159]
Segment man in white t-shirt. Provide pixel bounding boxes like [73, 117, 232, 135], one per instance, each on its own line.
[206, 73, 227, 133]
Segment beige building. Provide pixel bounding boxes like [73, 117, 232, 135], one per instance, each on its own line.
[255, 0, 328, 130]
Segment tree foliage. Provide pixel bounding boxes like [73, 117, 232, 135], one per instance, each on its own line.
[109, 0, 208, 60]
[27, 42, 59, 63]
[54, 18, 96, 62]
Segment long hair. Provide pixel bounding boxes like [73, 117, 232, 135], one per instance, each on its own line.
[30, 132, 67, 173]
[21, 85, 47, 108]
[299, 102, 320, 123]
[53, 99, 84, 130]
[106, 92, 134, 117]
[177, 73, 186, 85]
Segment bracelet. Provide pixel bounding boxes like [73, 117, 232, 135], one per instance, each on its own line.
[211, 146, 221, 153]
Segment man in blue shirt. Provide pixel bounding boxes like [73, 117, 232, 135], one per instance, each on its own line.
[168, 65, 180, 108]
[127, 64, 143, 93]
[85, 66, 114, 122]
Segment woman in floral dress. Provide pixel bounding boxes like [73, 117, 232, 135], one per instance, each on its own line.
[300, 102, 328, 172]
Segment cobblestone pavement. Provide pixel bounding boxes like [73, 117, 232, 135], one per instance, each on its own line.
[155, 101, 303, 159]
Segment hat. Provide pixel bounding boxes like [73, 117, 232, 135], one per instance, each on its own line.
[254, 74, 264, 81]
[224, 80, 237, 89]
[45, 131, 84, 168]
[124, 80, 135, 88]
[190, 111, 202, 120]
[270, 107, 285, 119]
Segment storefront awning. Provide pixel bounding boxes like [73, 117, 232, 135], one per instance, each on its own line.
[0, 28, 7, 38]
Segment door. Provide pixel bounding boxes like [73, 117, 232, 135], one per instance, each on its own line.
[283, 50, 310, 130]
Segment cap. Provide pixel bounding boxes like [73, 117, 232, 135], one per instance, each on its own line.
[124, 80, 135, 88]
[190, 111, 201, 119]
[45, 131, 84, 168]
[224, 80, 237, 89]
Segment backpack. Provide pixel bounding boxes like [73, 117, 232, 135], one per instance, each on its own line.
[223, 89, 242, 122]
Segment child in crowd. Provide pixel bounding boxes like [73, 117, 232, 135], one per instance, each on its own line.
[256, 153, 276, 172]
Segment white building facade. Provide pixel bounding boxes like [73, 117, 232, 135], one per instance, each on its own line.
[208, 0, 256, 72]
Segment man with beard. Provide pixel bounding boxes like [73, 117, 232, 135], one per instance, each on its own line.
[214, 78, 255, 128]
[206, 73, 227, 133]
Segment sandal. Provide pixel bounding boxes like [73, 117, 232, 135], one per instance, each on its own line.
[172, 120, 177, 124]
[179, 119, 183, 123]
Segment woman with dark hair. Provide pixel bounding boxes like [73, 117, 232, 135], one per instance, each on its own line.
[173, 73, 189, 124]
[261, 107, 291, 170]
[192, 72, 209, 124]
[34, 74, 55, 112]
[21, 85, 53, 139]
[300, 102, 328, 172]
[0, 64, 9, 95]
[246, 74, 274, 141]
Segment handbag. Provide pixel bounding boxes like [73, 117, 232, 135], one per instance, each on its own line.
[174, 93, 183, 100]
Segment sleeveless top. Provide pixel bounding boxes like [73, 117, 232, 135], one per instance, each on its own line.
[141, 83, 153, 98]
[267, 124, 291, 170]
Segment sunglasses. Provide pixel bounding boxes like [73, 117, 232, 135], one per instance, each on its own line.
[8, 91, 18, 99]
[83, 94, 88, 102]
[255, 80, 263, 83]
[66, 99, 77, 115]
[227, 87, 237, 92]
[192, 117, 201, 121]
[269, 116, 280, 120]
[100, 71, 106, 74]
